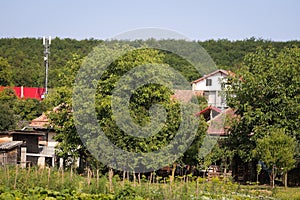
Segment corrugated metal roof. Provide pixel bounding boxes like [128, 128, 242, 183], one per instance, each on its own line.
[0, 141, 22, 150]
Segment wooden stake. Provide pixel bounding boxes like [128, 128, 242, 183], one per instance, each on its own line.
[14, 165, 18, 189]
[47, 167, 51, 188]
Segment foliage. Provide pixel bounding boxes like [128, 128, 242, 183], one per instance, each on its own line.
[200, 38, 300, 70]
[273, 187, 300, 200]
[14, 98, 46, 122]
[0, 166, 286, 200]
[0, 57, 13, 86]
[114, 185, 143, 200]
[71, 43, 207, 172]
[94, 47, 175, 152]
[0, 88, 18, 131]
[253, 128, 297, 188]
[0, 37, 102, 87]
[1, 37, 300, 88]
[200, 139, 235, 172]
[45, 56, 89, 165]
[0, 87, 46, 131]
[225, 47, 300, 161]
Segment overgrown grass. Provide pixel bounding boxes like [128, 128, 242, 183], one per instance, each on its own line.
[0, 166, 298, 199]
[273, 187, 300, 200]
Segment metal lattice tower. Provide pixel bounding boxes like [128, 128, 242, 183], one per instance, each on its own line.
[43, 36, 51, 98]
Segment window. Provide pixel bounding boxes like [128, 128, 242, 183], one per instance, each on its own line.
[206, 79, 212, 86]
[204, 91, 209, 99]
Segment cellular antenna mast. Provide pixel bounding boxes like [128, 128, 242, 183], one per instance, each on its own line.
[43, 36, 51, 98]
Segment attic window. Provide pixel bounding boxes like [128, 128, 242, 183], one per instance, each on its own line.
[206, 79, 212, 86]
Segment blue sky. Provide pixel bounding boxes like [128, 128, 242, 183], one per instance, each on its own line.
[1, 0, 299, 41]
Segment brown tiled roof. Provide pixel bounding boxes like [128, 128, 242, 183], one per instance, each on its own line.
[171, 90, 203, 103]
[29, 113, 49, 128]
[207, 108, 236, 136]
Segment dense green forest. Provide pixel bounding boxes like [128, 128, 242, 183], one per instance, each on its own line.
[1, 37, 300, 88]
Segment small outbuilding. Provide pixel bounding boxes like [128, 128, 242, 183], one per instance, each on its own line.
[0, 141, 23, 165]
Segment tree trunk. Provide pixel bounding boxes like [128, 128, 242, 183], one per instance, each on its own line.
[138, 173, 141, 185]
[108, 168, 114, 193]
[284, 172, 288, 188]
[70, 165, 73, 179]
[270, 165, 275, 188]
[96, 168, 99, 188]
[272, 174, 275, 188]
[123, 171, 126, 187]
[149, 172, 152, 185]
[170, 163, 177, 184]
[133, 171, 136, 187]
[87, 168, 91, 185]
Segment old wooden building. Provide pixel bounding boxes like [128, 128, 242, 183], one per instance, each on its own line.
[0, 141, 23, 165]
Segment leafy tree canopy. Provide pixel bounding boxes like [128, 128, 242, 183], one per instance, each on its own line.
[0, 88, 18, 131]
[0, 57, 13, 86]
[226, 47, 300, 161]
[253, 128, 297, 187]
[1, 37, 300, 88]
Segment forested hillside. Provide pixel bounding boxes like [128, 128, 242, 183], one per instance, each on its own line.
[0, 37, 299, 88]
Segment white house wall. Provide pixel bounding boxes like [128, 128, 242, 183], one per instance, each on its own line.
[192, 71, 228, 108]
[48, 132, 58, 147]
[192, 72, 226, 91]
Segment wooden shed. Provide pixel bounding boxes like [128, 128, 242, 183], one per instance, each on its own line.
[0, 141, 23, 165]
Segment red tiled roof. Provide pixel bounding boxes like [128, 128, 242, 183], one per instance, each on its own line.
[207, 108, 236, 136]
[195, 105, 222, 117]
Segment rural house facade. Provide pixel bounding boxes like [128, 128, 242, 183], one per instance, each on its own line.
[192, 69, 230, 109]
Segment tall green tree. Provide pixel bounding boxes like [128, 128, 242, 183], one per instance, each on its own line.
[45, 54, 85, 166]
[226, 47, 300, 161]
[70, 42, 207, 173]
[92, 47, 195, 171]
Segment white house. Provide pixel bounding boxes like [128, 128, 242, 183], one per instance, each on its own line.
[192, 69, 230, 109]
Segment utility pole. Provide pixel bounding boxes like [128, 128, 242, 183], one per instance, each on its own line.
[43, 36, 51, 98]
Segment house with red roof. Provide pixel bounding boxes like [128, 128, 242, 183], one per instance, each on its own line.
[196, 105, 236, 137]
